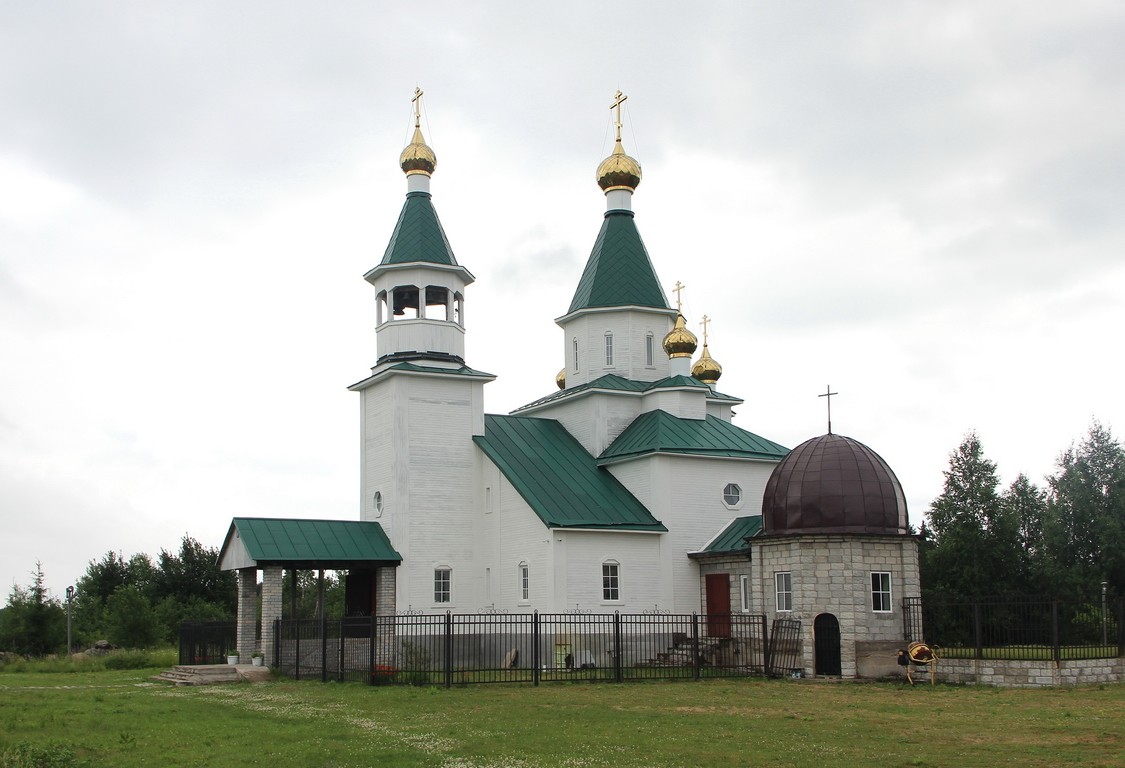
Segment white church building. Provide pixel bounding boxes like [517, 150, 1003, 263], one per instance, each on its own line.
[219, 92, 919, 678]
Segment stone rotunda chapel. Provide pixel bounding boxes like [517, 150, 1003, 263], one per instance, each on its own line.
[217, 91, 921, 679]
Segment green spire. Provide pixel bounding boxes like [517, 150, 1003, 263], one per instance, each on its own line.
[379, 191, 458, 267]
[567, 211, 668, 313]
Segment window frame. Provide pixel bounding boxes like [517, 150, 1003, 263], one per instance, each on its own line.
[645, 332, 654, 367]
[775, 571, 792, 612]
[519, 562, 530, 603]
[604, 332, 614, 367]
[722, 483, 743, 508]
[739, 574, 751, 613]
[573, 338, 579, 372]
[871, 572, 892, 613]
[433, 566, 452, 605]
[601, 561, 621, 602]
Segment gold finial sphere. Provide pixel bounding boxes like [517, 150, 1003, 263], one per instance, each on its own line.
[663, 314, 698, 358]
[556, 368, 566, 390]
[691, 344, 722, 384]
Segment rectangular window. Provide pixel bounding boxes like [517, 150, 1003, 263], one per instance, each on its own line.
[775, 572, 792, 612]
[520, 564, 529, 602]
[604, 333, 614, 366]
[573, 338, 579, 372]
[602, 563, 620, 601]
[871, 572, 892, 612]
[739, 574, 750, 612]
[434, 568, 451, 604]
[645, 333, 654, 367]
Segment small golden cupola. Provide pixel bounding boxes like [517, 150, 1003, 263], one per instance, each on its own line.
[555, 367, 566, 390]
[596, 90, 642, 193]
[691, 314, 723, 385]
[662, 282, 697, 359]
[399, 87, 437, 177]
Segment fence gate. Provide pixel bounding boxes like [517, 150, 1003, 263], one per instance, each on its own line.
[767, 617, 802, 677]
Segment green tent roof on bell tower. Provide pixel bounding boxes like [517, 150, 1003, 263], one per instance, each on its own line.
[567, 209, 669, 313]
[379, 191, 459, 267]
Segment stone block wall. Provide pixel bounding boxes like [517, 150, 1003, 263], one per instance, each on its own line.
[236, 568, 258, 661]
[260, 566, 283, 667]
[938, 656, 1124, 687]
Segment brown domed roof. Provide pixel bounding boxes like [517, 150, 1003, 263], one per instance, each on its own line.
[761, 433, 908, 536]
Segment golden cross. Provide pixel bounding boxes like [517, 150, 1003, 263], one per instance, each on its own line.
[412, 87, 424, 127]
[610, 90, 628, 142]
[700, 314, 711, 345]
[673, 281, 685, 312]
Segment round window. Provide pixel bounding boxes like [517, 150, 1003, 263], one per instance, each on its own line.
[723, 483, 742, 506]
[374, 491, 383, 516]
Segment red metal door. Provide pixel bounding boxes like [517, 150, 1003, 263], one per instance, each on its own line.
[705, 573, 732, 638]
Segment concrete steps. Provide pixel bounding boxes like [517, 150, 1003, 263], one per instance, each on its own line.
[153, 664, 271, 686]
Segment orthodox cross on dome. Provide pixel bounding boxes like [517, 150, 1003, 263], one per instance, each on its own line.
[819, 385, 838, 435]
[411, 87, 424, 127]
[610, 90, 628, 142]
[700, 314, 711, 345]
[673, 280, 685, 312]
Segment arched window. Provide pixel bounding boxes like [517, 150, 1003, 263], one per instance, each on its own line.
[645, 333, 654, 367]
[376, 290, 388, 326]
[601, 560, 620, 601]
[519, 562, 530, 603]
[373, 490, 383, 517]
[433, 566, 452, 604]
[423, 285, 449, 320]
[392, 285, 420, 319]
[573, 338, 580, 372]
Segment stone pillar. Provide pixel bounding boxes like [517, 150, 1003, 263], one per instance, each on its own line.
[236, 568, 258, 662]
[260, 566, 283, 668]
[375, 566, 397, 667]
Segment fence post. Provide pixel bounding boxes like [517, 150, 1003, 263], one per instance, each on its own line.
[321, 615, 329, 683]
[532, 611, 540, 687]
[613, 612, 623, 683]
[1051, 600, 1060, 664]
[1118, 598, 1124, 658]
[973, 602, 983, 660]
[444, 611, 453, 689]
[691, 613, 701, 681]
[295, 620, 301, 680]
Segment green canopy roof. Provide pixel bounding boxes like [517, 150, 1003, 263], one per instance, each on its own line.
[378, 191, 458, 267]
[567, 210, 668, 313]
[693, 516, 764, 556]
[599, 409, 788, 464]
[512, 373, 741, 413]
[473, 414, 666, 531]
[221, 518, 401, 570]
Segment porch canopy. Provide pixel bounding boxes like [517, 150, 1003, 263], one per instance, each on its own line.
[218, 517, 402, 571]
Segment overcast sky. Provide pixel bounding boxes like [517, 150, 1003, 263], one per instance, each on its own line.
[3, 2, 1123, 598]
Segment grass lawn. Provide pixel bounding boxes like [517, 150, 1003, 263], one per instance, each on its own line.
[1, 665, 1122, 767]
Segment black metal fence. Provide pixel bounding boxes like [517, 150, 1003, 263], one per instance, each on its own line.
[904, 594, 1124, 661]
[179, 620, 236, 665]
[274, 611, 770, 687]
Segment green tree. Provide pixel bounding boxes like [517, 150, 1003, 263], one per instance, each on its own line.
[154, 535, 236, 613]
[1044, 422, 1125, 595]
[923, 432, 1025, 596]
[1001, 473, 1049, 592]
[0, 563, 66, 656]
[104, 585, 160, 648]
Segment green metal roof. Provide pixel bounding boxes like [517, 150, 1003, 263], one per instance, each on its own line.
[348, 362, 496, 391]
[473, 414, 666, 531]
[567, 211, 668, 313]
[697, 516, 764, 555]
[379, 191, 458, 267]
[599, 409, 789, 464]
[512, 374, 741, 413]
[228, 518, 401, 565]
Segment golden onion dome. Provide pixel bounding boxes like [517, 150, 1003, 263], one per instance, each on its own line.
[399, 124, 437, 177]
[555, 367, 566, 390]
[691, 344, 722, 384]
[662, 314, 698, 358]
[596, 139, 642, 192]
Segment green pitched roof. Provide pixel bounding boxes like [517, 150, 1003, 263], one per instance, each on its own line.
[599, 410, 789, 464]
[473, 414, 666, 531]
[228, 518, 401, 565]
[696, 516, 764, 555]
[567, 211, 668, 313]
[379, 191, 458, 267]
[512, 374, 741, 413]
